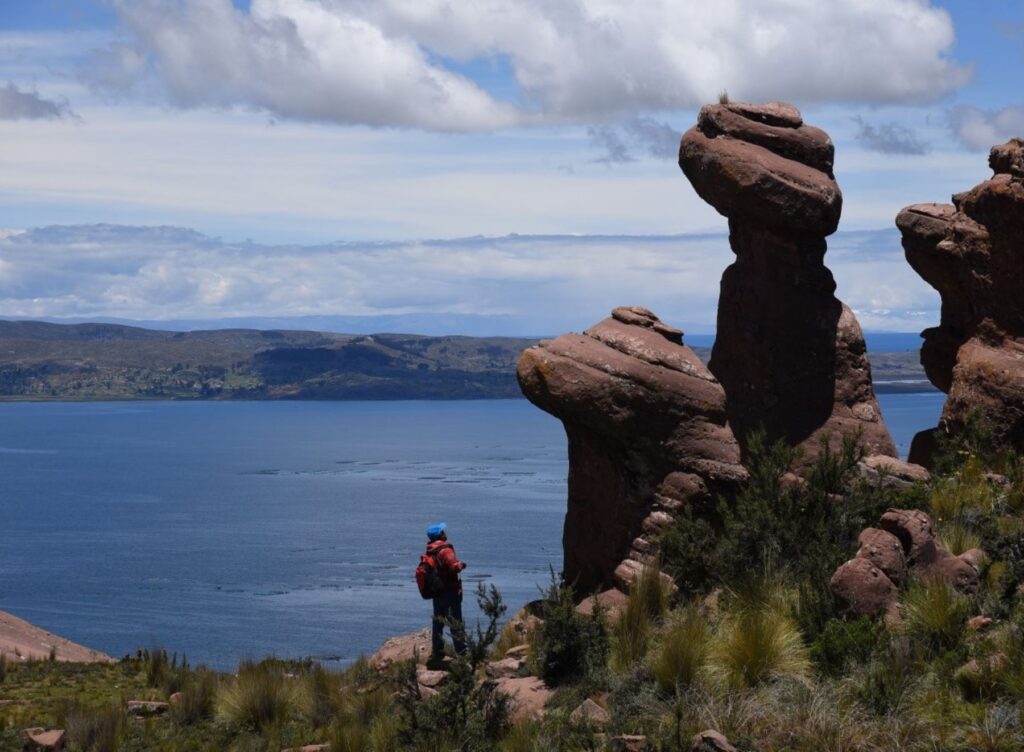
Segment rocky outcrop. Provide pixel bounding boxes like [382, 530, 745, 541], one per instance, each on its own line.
[517, 306, 746, 594]
[831, 508, 983, 618]
[897, 139, 1024, 466]
[679, 102, 896, 466]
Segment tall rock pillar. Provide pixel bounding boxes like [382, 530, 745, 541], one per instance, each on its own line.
[679, 102, 896, 465]
[897, 139, 1024, 465]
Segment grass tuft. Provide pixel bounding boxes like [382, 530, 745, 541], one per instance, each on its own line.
[707, 595, 810, 689]
[217, 659, 296, 732]
[649, 604, 709, 693]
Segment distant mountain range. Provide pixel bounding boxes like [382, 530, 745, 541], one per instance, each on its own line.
[0, 320, 932, 401]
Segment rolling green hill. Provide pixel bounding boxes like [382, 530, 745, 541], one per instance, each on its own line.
[0, 320, 931, 400]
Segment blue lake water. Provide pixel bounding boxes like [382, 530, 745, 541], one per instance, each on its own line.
[0, 393, 944, 669]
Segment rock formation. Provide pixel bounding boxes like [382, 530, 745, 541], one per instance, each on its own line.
[897, 139, 1024, 466]
[517, 306, 746, 594]
[678, 102, 896, 465]
[831, 508, 983, 618]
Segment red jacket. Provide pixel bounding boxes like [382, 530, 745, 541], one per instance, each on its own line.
[426, 540, 465, 596]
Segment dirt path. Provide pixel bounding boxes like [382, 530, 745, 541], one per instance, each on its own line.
[0, 610, 113, 663]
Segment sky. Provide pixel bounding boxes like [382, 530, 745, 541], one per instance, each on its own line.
[0, 0, 1022, 334]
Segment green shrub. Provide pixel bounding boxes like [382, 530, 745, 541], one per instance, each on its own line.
[330, 721, 369, 752]
[171, 667, 219, 726]
[218, 659, 296, 731]
[810, 617, 876, 676]
[843, 635, 919, 716]
[533, 573, 608, 687]
[0, 652, 6, 683]
[707, 596, 810, 689]
[649, 604, 709, 693]
[900, 579, 971, 654]
[58, 700, 123, 752]
[301, 664, 341, 729]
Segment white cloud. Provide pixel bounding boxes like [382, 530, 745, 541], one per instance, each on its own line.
[87, 0, 970, 131]
[0, 224, 937, 334]
[950, 105, 1024, 150]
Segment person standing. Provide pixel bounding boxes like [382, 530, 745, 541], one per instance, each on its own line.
[424, 522, 467, 667]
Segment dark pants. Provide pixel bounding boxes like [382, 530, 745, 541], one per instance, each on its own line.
[431, 591, 466, 658]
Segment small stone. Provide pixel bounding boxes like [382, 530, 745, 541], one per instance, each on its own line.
[485, 657, 522, 679]
[21, 728, 66, 751]
[416, 669, 448, 689]
[126, 700, 169, 716]
[569, 698, 609, 726]
[692, 729, 737, 752]
[967, 615, 993, 632]
[168, 692, 184, 706]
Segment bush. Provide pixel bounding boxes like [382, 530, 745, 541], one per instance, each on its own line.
[900, 579, 971, 655]
[707, 594, 810, 689]
[649, 604, 709, 693]
[533, 573, 608, 687]
[0, 652, 6, 683]
[218, 659, 296, 731]
[809, 617, 876, 676]
[58, 700, 123, 752]
[301, 664, 341, 729]
[171, 667, 219, 726]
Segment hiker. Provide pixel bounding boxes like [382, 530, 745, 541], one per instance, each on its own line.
[422, 522, 467, 666]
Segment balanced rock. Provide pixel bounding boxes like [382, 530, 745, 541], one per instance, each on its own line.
[679, 101, 896, 466]
[517, 306, 746, 594]
[830, 556, 897, 618]
[897, 139, 1024, 466]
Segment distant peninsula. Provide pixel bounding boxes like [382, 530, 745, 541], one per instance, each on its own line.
[0, 319, 931, 401]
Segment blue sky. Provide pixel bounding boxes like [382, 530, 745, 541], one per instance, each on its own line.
[0, 0, 1021, 332]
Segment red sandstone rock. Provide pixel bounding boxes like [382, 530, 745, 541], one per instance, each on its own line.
[897, 139, 1024, 466]
[494, 676, 553, 722]
[856, 528, 907, 585]
[831, 557, 897, 618]
[679, 102, 896, 467]
[517, 307, 745, 594]
[368, 628, 431, 670]
[22, 728, 66, 751]
[834, 508, 982, 616]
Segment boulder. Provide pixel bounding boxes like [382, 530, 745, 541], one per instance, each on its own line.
[494, 676, 553, 723]
[368, 628, 432, 671]
[21, 728, 66, 751]
[859, 455, 930, 489]
[692, 730, 737, 752]
[679, 101, 896, 468]
[485, 657, 523, 679]
[415, 669, 448, 689]
[569, 698, 610, 726]
[834, 508, 983, 616]
[856, 528, 907, 585]
[897, 139, 1024, 466]
[518, 306, 746, 594]
[576, 588, 630, 623]
[126, 700, 169, 716]
[830, 557, 897, 618]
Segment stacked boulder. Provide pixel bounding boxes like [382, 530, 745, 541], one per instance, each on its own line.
[678, 102, 897, 467]
[831, 508, 983, 618]
[897, 139, 1024, 467]
[517, 306, 747, 594]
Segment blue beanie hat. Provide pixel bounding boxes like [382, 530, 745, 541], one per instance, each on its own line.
[426, 522, 447, 540]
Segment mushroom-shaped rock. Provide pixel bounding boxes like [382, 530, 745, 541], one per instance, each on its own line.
[679, 102, 895, 468]
[897, 139, 1024, 466]
[517, 307, 746, 594]
[831, 557, 897, 618]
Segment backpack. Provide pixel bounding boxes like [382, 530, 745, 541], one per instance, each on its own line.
[415, 543, 451, 600]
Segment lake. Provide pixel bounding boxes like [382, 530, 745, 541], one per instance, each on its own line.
[0, 393, 943, 669]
